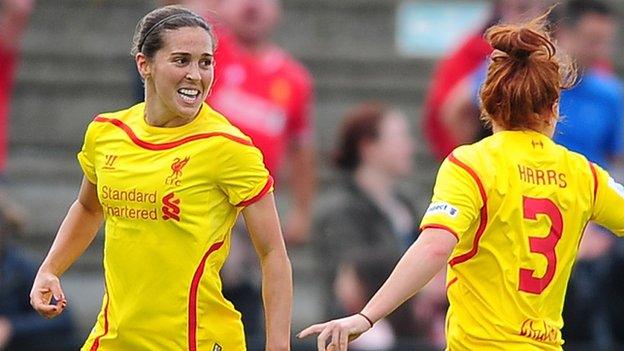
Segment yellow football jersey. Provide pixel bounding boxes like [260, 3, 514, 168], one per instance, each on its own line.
[77, 102, 273, 351]
[420, 130, 624, 351]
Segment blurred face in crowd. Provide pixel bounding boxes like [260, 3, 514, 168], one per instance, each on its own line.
[138, 27, 215, 121]
[499, 0, 545, 23]
[218, 0, 280, 45]
[558, 13, 616, 68]
[361, 111, 415, 178]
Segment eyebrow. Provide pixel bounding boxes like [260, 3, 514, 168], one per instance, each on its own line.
[170, 52, 214, 57]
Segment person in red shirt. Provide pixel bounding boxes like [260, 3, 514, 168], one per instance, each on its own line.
[0, 0, 34, 177]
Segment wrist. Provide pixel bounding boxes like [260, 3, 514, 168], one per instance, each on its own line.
[357, 312, 375, 328]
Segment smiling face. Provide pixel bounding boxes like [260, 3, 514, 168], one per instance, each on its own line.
[137, 26, 215, 122]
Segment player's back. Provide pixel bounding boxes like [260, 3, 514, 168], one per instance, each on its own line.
[423, 130, 598, 350]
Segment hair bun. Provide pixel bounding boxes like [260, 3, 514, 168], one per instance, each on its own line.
[488, 26, 554, 62]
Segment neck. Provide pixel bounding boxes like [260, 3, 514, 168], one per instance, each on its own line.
[491, 121, 555, 139]
[354, 164, 396, 203]
[144, 87, 198, 128]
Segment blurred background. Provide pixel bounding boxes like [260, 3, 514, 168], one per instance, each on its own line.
[2, 0, 624, 350]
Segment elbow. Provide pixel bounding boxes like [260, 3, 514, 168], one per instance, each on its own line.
[422, 241, 453, 264]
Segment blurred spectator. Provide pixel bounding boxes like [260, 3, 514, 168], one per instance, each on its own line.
[423, 0, 546, 160]
[466, 1, 623, 348]
[312, 103, 421, 325]
[0, 0, 34, 178]
[0, 192, 77, 351]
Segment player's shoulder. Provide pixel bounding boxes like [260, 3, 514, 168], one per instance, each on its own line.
[559, 144, 596, 173]
[85, 103, 144, 137]
[202, 104, 256, 148]
[447, 141, 488, 170]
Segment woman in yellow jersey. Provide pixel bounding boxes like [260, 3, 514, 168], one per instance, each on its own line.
[299, 12, 624, 351]
[28, 5, 292, 351]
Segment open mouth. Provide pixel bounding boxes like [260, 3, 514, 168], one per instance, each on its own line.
[177, 88, 201, 103]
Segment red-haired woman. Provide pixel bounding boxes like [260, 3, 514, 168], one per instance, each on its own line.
[300, 12, 624, 351]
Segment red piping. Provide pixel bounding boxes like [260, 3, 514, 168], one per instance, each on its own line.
[94, 116, 253, 150]
[236, 176, 274, 207]
[188, 241, 225, 351]
[447, 153, 488, 267]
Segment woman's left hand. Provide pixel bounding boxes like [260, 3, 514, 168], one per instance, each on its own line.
[297, 314, 372, 351]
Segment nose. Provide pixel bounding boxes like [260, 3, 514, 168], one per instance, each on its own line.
[185, 63, 201, 81]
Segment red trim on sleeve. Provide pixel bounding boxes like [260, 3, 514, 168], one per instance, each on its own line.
[89, 288, 110, 351]
[589, 161, 598, 206]
[235, 176, 274, 207]
[420, 224, 460, 241]
[94, 116, 254, 150]
[188, 241, 225, 351]
[447, 153, 489, 267]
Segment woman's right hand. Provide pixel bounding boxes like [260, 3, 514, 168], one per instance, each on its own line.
[297, 314, 372, 351]
[29, 272, 67, 319]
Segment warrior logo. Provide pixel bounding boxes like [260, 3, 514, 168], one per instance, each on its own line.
[162, 192, 181, 221]
[165, 156, 190, 186]
[103, 155, 118, 170]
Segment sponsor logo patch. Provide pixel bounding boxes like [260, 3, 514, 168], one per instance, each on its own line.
[426, 202, 459, 218]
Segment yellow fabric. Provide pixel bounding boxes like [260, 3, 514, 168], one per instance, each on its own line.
[78, 103, 272, 351]
[420, 130, 624, 351]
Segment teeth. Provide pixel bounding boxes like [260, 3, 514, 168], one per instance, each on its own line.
[179, 93, 196, 102]
[179, 88, 199, 96]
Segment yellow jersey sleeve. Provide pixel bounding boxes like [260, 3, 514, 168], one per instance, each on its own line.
[420, 155, 483, 239]
[591, 163, 624, 236]
[215, 139, 273, 207]
[77, 121, 97, 184]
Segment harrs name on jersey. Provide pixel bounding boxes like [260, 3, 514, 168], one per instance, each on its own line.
[518, 164, 567, 188]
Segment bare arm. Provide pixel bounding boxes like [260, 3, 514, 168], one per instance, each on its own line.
[298, 228, 457, 351]
[284, 144, 316, 245]
[243, 193, 292, 351]
[30, 177, 103, 319]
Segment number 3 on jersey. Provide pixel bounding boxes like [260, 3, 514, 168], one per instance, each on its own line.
[519, 196, 564, 294]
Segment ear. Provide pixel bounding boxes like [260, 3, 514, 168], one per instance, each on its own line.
[551, 100, 560, 117]
[135, 53, 151, 80]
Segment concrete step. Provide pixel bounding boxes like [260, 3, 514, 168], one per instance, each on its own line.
[22, 1, 148, 56]
[278, 0, 399, 58]
[9, 82, 133, 146]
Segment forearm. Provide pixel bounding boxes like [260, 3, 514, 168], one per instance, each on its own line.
[285, 147, 316, 244]
[361, 233, 452, 323]
[38, 200, 102, 277]
[260, 248, 293, 351]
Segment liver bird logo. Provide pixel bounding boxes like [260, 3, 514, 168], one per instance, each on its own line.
[166, 156, 190, 186]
